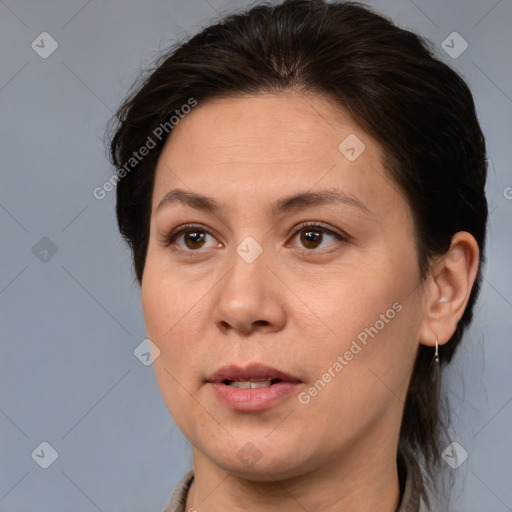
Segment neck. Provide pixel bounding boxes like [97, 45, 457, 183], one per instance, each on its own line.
[186, 440, 401, 512]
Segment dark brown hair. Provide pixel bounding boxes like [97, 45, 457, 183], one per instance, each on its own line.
[108, 0, 488, 505]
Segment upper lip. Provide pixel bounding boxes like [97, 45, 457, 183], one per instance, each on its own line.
[207, 363, 301, 383]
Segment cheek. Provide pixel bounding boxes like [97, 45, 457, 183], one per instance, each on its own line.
[141, 268, 203, 426]
[141, 259, 186, 380]
[301, 257, 407, 338]
[141, 247, 188, 338]
[141, 273, 167, 343]
[141, 257, 211, 375]
[295, 255, 421, 408]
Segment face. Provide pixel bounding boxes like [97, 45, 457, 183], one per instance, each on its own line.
[141, 92, 426, 480]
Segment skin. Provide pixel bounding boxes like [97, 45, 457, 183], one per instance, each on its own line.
[141, 92, 479, 512]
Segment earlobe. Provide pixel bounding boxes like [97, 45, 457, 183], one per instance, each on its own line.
[419, 231, 480, 347]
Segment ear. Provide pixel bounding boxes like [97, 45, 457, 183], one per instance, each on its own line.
[418, 231, 480, 347]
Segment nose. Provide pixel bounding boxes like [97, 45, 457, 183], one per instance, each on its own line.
[211, 244, 287, 336]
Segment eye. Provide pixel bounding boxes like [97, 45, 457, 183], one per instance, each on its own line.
[287, 222, 347, 252]
[161, 224, 222, 253]
[161, 221, 347, 255]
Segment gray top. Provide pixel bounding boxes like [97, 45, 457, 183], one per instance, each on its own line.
[163, 450, 427, 511]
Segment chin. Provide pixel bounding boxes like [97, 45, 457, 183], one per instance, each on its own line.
[207, 439, 312, 482]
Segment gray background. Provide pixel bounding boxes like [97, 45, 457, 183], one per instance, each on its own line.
[0, 0, 510, 510]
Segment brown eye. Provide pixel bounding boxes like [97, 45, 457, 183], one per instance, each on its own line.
[300, 228, 324, 249]
[289, 223, 346, 252]
[183, 230, 207, 250]
[162, 224, 221, 253]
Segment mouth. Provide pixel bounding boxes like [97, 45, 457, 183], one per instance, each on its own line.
[206, 363, 301, 385]
[221, 378, 282, 389]
[206, 363, 302, 411]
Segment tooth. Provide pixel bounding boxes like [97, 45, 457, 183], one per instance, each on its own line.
[227, 379, 273, 389]
[233, 381, 251, 389]
[249, 380, 272, 389]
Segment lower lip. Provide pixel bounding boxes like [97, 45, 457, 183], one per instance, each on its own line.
[209, 382, 301, 411]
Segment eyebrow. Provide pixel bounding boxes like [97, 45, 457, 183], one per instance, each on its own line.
[156, 187, 373, 217]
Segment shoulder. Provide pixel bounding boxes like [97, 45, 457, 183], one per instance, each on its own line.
[162, 468, 194, 512]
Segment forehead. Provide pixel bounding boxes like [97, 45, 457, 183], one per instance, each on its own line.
[152, 92, 404, 217]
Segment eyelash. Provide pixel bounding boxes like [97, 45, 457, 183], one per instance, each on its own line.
[161, 221, 348, 256]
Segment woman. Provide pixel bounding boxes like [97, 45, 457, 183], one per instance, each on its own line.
[108, 1, 488, 510]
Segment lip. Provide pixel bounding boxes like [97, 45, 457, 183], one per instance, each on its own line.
[206, 363, 302, 412]
[207, 363, 301, 384]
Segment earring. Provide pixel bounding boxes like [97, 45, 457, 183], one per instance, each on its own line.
[432, 336, 441, 397]
[434, 336, 440, 366]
